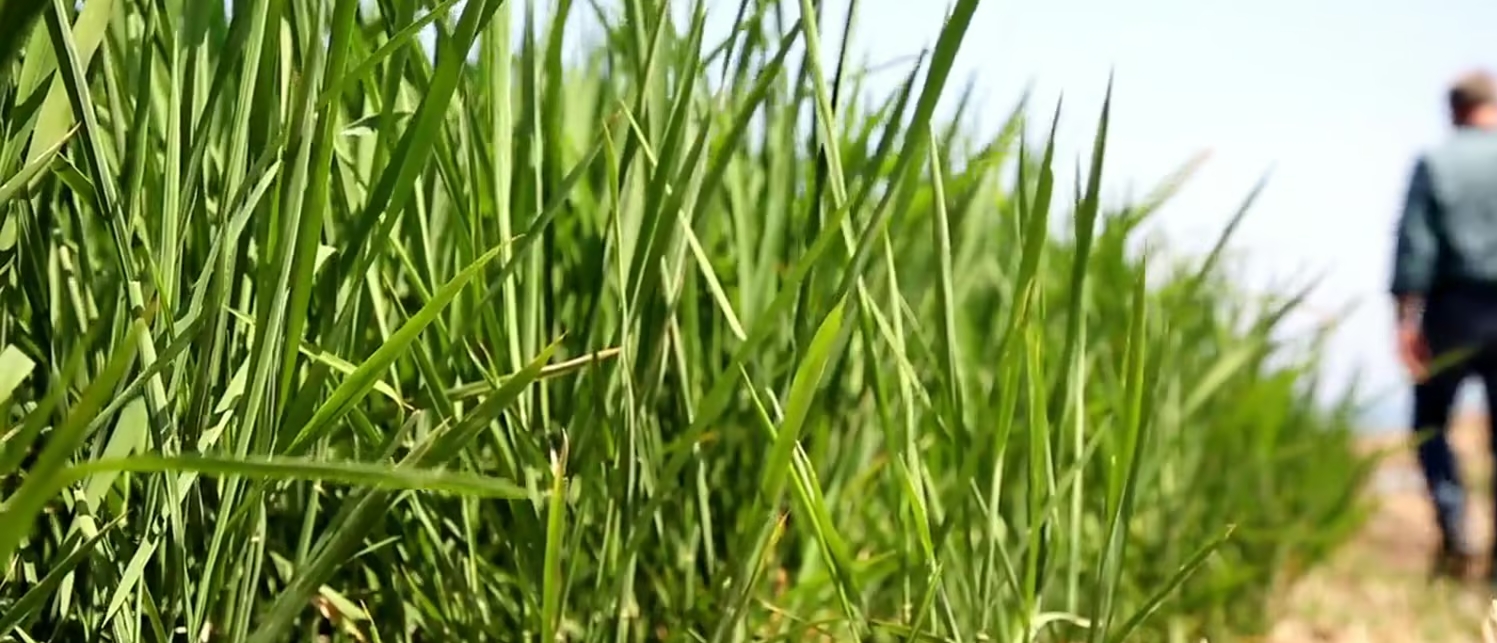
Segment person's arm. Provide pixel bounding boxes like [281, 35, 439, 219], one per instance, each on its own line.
[1391, 156, 1439, 323]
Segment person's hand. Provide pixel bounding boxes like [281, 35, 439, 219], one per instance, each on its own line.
[1398, 320, 1431, 381]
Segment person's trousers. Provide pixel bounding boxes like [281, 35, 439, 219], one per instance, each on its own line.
[1414, 284, 1497, 554]
[1412, 346, 1497, 553]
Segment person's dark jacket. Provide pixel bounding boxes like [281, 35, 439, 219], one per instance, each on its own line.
[1392, 128, 1497, 350]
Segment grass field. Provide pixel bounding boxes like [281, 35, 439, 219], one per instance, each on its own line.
[0, 0, 1373, 641]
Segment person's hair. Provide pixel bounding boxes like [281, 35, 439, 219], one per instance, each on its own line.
[1449, 70, 1497, 124]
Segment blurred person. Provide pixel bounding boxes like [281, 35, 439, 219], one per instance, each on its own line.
[1390, 69, 1497, 584]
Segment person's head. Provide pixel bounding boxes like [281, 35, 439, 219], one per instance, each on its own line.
[1449, 70, 1497, 129]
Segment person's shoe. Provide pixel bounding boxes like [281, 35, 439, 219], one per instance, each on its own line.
[1432, 542, 1474, 581]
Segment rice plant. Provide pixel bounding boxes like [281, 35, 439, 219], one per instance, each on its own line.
[0, 0, 1370, 641]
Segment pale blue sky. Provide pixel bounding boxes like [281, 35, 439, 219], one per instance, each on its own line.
[420, 0, 1497, 428]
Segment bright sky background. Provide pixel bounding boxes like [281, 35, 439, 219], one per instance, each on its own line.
[407, 0, 1497, 429]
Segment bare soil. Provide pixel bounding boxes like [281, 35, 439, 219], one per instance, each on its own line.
[1261, 415, 1497, 642]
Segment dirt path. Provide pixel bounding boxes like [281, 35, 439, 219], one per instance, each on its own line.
[1263, 417, 1497, 642]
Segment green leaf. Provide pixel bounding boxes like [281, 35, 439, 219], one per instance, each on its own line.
[70, 453, 528, 499]
[0, 318, 142, 567]
[0, 345, 36, 407]
[0, 517, 120, 636]
[248, 340, 559, 643]
[0, 125, 75, 210]
[284, 238, 514, 453]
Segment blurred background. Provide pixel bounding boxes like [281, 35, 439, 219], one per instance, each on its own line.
[689, 0, 1497, 431]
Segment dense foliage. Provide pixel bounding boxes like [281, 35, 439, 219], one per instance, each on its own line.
[0, 0, 1371, 641]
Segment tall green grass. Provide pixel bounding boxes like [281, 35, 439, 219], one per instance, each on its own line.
[0, 0, 1371, 641]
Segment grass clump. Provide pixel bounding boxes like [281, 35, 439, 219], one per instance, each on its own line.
[0, 0, 1370, 641]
